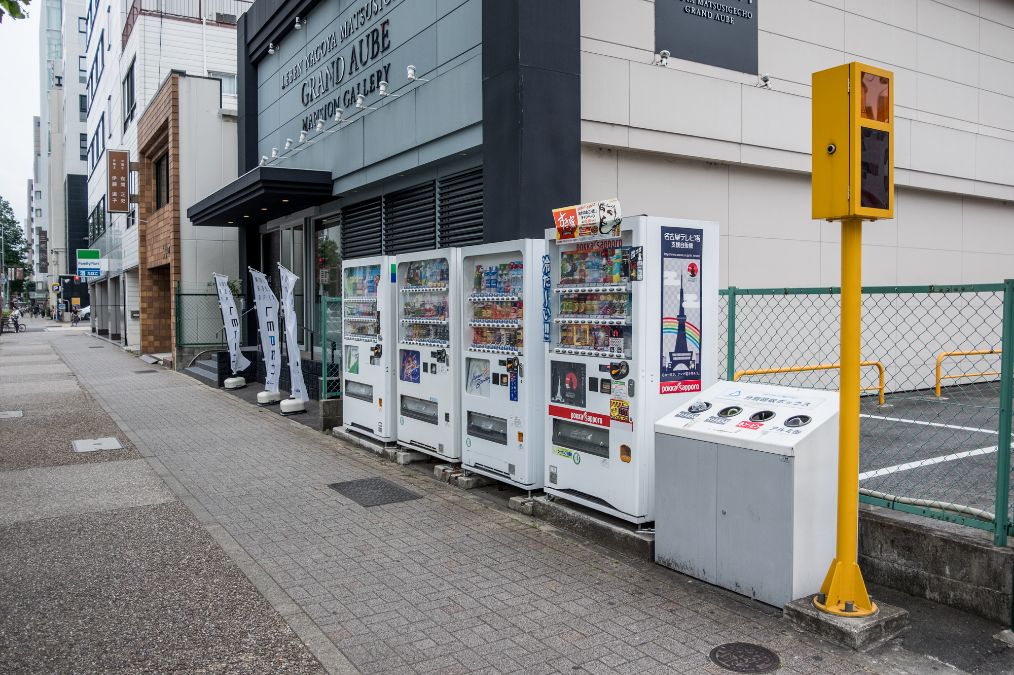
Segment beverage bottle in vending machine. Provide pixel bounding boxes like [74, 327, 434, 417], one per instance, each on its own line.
[510, 261, 523, 295]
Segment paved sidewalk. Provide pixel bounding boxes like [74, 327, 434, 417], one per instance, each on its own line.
[31, 330, 954, 675]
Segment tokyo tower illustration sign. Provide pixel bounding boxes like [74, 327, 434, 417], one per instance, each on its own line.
[659, 226, 704, 394]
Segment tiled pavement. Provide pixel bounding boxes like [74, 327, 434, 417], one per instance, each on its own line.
[27, 331, 951, 674]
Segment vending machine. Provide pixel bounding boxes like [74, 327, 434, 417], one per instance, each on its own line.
[544, 213, 718, 524]
[459, 239, 547, 489]
[341, 256, 397, 443]
[396, 248, 462, 461]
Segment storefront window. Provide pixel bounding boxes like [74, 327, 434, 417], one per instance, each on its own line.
[314, 216, 342, 360]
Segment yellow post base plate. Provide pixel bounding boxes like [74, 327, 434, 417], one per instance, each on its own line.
[815, 559, 878, 617]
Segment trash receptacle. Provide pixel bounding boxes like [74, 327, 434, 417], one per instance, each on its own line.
[654, 381, 839, 607]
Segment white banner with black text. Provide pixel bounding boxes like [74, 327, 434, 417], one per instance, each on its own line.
[212, 274, 251, 374]
[278, 264, 308, 402]
[249, 268, 281, 394]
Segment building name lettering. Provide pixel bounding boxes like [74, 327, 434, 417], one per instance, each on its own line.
[300, 62, 391, 131]
[680, 0, 753, 25]
[340, 0, 394, 44]
[280, 32, 340, 92]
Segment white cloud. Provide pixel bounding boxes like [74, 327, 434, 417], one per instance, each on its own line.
[0, 10, 41, 225]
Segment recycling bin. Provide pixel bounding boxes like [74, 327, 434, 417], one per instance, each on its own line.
[654, 380, 839, 607]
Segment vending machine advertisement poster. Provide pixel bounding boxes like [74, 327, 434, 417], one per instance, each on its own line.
[659, 226, 704, 394]
[400, 349, 421, 383]
[345, 345, 360, 375]
[553, 199, 622, 241]
[550, 361, 587, 408]
[465, 358, 491, 397]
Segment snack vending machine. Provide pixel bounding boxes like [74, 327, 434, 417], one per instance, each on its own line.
[396, 248, 462, 461]
[341, 256, 397, 443]
[459, 239, 547, 489]
[544, 214, 718, 523]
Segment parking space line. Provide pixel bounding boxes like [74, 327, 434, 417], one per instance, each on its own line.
[860, 413, 996, 435]
[859, 445, 998, 481]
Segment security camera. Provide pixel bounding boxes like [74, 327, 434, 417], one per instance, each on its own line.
[658, 49, 670, 67]
[759, 73, 771, 88]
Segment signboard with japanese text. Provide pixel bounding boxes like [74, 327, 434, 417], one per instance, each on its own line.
[655, 0, 758, 75]
[107, 150, 130, 213]
[76, 249, 102, 278]
[659, 226, 704, 394]
[553, 199, 621, 241]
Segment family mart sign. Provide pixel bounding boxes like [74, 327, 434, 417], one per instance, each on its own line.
[77, 249, 102, 278]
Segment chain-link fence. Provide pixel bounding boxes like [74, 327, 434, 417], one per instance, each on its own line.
[320, 296, 343, 399]
[720, 282, 1014, 544]
[176, 291, 246, 347]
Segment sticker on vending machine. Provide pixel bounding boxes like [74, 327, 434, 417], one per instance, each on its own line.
[659, 227, 704, 395]
[610, 399, 630, 423]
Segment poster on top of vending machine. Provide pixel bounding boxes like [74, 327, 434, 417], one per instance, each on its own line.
[659, 226, 703, 394]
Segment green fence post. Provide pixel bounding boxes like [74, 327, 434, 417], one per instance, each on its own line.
[994, 279, 1014, 547]
[726, 286, 737, 381]
[321, 297, 330, 399]
[174, 283, 181, 348]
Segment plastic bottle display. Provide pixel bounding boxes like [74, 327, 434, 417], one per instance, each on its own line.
[405, 259, 449, 289]
[469, 326, 523, 351]
[343, 265, 381, 339]
[400, 258, 451, 345]
[555, 243, 632, 357]
[471, 260, 523, 295]
[559, 246, 629, 286]
[402, 296, 448, 319]
[404, 323, 450, 344]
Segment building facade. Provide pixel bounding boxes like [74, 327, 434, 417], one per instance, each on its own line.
[187, 0, 1013, 382]
[83, 0, 249, 346]
[136, 72, 241, 360]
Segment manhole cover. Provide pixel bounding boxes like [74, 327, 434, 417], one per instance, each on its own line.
[328, 478, 420, 507]
[133, 369, 158, 374]
[709, 643, 780, 673]
[0, 410, 24, 419]
[72, 437, 123, 453]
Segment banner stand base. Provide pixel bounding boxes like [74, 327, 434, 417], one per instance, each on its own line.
[280, 398, 306, 415]
[224, 376, 246, 390]
[257, 391, 283, 405]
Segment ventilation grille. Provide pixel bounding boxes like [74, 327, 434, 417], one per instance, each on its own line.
[384, 182, 436, 254]
[437, 167, 483, 248]
[340, 197, 383, 259]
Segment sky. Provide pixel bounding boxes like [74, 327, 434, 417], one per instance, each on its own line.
[0, 8, 41, 227]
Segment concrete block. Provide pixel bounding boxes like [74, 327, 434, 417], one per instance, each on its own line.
[433, 465, 457, 482]
[318, 399, 342, 432]
[455, 473, 494, 490]
[395, 450, 427, 465]
[783, 595, 909, 652]
[508, 496, 534, 516]
[530, 496, 654, 561]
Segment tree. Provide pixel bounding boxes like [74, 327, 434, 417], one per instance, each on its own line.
[0, 0, 30, 23]
[0, 195, 31, 294]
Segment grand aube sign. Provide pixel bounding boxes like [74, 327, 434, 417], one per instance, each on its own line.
[279, 0, 397, 132]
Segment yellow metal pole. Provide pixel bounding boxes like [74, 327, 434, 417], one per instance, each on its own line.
[814, 216, 877, 617]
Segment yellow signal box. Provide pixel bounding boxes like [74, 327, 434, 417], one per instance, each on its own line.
[812, 62, 894, 220]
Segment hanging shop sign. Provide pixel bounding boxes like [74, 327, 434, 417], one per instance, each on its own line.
[655, 0, 758, 75]
[553, 199, 622, 241]
[76, 249, 102, 278]
[107, 150, 130, 213]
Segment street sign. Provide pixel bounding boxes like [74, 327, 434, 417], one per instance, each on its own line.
[107, 150, 131, 213]
[51, 283, 60, 293]
[77, 249, 102, 278]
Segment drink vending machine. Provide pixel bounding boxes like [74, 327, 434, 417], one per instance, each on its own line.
[544, 213, 718, 523]
[341, 256, 397, 443]
[395, 248, 462, 461]
[459, 239, 548, 489]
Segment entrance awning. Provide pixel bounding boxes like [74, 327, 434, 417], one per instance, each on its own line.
[187, 166, 334, 227]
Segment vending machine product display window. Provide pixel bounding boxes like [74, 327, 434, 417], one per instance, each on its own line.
[459, 239, 547, 489]
[544, 216, 718, 524]
[342, 256, 397, 442]
[396, 249, 462, 461]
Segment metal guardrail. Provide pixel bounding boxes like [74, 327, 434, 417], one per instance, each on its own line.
[735, 361, 886, 406]
[935, 349, 1002, 398]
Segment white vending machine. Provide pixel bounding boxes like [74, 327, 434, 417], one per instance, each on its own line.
[341, 256, 397, 443]
[544, 213, 719, 523]
[396, 248, 462, 461]
[459, 239, 548, 489]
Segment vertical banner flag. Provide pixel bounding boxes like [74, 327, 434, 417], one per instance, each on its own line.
[278, 264, 308, 402]
[249, 268, 281, 394]
[659, 226, 704, 394]
[213, 274, 251, 374]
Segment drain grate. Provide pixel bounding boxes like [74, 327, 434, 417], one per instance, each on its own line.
[88, 346, 104, 349]
[328, 478, 420, 507]
[709, 643, 780, 674]
[133, 369, 158, 374]
[0, 410, 24, 419]
[72, 437, 123, 453]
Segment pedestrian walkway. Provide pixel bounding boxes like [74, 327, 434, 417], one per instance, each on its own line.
[1, 330, 996, 673]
